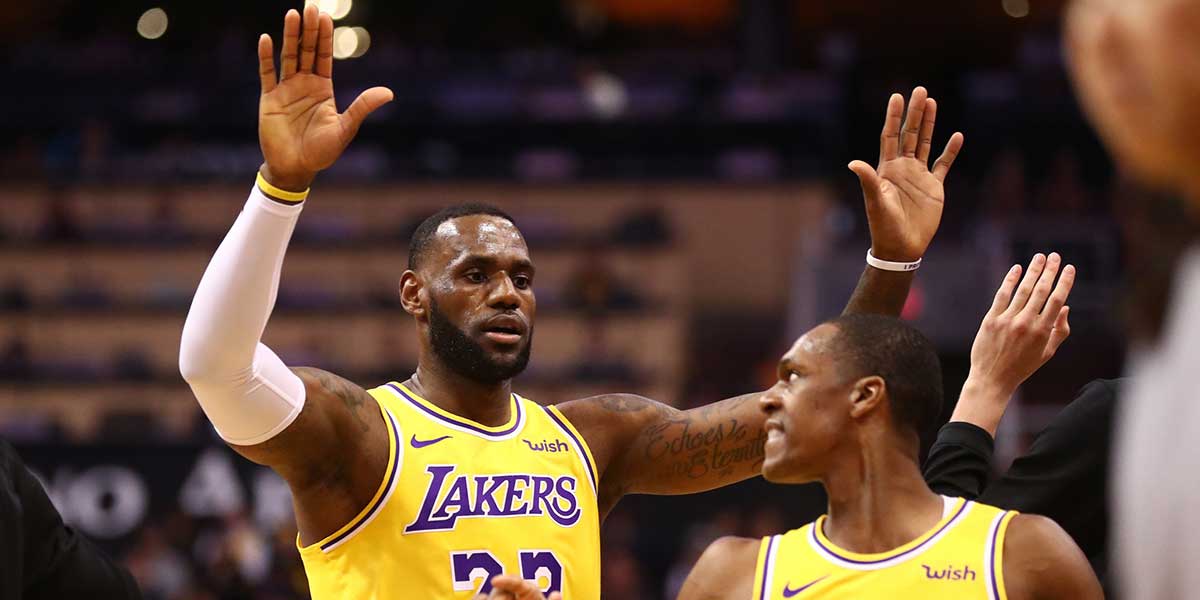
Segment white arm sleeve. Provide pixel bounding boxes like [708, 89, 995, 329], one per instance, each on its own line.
[179, 184, 307, 446]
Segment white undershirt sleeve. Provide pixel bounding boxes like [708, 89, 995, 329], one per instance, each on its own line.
[178, 184, 307, 446]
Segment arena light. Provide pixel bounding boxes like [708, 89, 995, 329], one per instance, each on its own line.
[136, 8, 169, 40]
[309, 0, 353, 20]
[332, 26, 358, 59]
[1002, 0, 1030, 18]
[350, 27, 371, 58]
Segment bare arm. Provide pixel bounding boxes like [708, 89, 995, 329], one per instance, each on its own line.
[230, 368, 383, 488]
[561, 88, 967, 511]
[676, 536, 761, 600]
[1003, 514, 1104, 600]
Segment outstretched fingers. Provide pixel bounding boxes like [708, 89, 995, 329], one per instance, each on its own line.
[931, 132, 964, 182]
[1023, 253, 1063, 317]
[340, 86, 395, 137]
[879, 93, 905, 163]
[989, 264, 1023, 316]
[1045, 306, 1072, 358]
[299, 3, 320, 73]
[1006, 254, 1046, 314]
[1039, 263, 1076, 328]
[316, 12, 334, 78]
[257, 34, 276, 94]
[915, 98, 937, 164]
[899, 87, 929, 158]
[280, 9, 301, 78]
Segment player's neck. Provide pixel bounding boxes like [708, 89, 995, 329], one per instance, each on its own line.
[819, 442, 943, 555]
[407, 362, 514, 427]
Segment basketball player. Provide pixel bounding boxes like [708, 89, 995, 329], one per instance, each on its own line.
[677, 264, 1101, 600]
[178, 6, 967, 598]
[1066, 2, 1200, 597]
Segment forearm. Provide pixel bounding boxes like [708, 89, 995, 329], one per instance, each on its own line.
[950, 377, 1013, 437]
[841, 266, 915, 316]
[620, 393, 768, 497]
[178, 179, 307, 445]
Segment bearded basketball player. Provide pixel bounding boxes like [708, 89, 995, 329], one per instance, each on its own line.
[179, 6, 968, 598]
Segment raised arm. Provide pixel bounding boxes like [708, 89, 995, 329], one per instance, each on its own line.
[560, 88, 966, 512]
[923, 252, 1075, 497]
[178, 6, 392, 489]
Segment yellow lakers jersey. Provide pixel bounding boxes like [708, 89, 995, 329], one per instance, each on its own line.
[299, 382, 602, 600]
[752, 496, 1017, 600]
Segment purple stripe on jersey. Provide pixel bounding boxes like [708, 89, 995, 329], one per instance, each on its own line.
[988, 513, 1007, 600]
[388, 383, 522, 438]
[813, 500, 969, 565]
[542, 406, 598, 493]
[320, 408, 402, 552]
[760, 535, 780, 600]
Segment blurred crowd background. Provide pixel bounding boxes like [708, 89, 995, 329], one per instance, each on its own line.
[0, 0, 1148, 598]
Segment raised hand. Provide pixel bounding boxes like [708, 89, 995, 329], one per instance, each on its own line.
[474, 575, 563, 600]
[256, 5, 394, 191]
[952, 253, 1076, 435]
[849, 87, 965, 262]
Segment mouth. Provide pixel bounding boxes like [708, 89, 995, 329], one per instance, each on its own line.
[481, 314, 527, 346]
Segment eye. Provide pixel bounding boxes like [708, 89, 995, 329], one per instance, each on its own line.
[513, 275, 532, 290]
[465, 271, 487, 284]
[788, 372, 802, 384]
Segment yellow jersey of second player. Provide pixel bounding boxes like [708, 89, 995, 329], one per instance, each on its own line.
[299, 382, 602, 600]
[752, 496, 1017, 600]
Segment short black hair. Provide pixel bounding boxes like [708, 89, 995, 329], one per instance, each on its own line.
[407, 203, 517, 270]
[822, 314, 943, 438]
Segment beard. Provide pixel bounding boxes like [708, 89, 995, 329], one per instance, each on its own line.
[428, 298, 532, 384]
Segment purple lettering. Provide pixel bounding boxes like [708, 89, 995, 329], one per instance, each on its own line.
[528, 476, 555, 516]
[549, 477, 582, 526]
[500, 475, 531, 515]
[404, 465, 458, 533]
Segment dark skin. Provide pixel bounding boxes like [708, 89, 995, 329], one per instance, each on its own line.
[232, 6, 967, 548]
[676, 324, 1102, 600]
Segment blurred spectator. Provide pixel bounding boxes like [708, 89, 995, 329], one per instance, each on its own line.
[1036, 149, 1091, 216]
[569, 321, 638, 383]
[60, 268, 111, 308]
[0, 278, 31, 311]
[611, 207, 672, 247]
[41, 187, 83, 242]
[564, 244, 643, 314]
[0, 335, 32, 381]
[981, 149, 1028, 222]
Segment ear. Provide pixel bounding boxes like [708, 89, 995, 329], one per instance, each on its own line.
[847, 375, 886, 420]
[399, 270, 426, 319]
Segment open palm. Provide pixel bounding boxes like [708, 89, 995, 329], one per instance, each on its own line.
[849, 88, 964, 262]
[257, 6, 393, 190]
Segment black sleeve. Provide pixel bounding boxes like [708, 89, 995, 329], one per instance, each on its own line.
[978, 378, 1117, 570]
[0, 440, 143, 600]
[922, 421, 996, 499]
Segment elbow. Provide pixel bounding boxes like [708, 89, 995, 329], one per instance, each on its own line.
[178, 321, 243, 386]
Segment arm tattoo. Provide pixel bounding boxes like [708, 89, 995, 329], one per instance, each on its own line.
[294, 367, 373, 433]
[639, 394, 767, 482]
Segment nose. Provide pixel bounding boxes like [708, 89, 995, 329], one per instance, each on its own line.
[760, 385, 783, 414]
[487, 273, 521, 310]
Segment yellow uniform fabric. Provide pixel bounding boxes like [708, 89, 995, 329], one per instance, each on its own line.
[751, 497, 1017, 600]
[299, 382, 602, 599]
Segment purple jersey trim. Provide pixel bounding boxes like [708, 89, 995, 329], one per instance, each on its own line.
[388, 383, 522, 438]
[988, 512, 1008, 600]
[542, 405, 598, 493]
[319, 406, 402, 551]
[760, 535, 780, 600]
[812, 499, 969, 565]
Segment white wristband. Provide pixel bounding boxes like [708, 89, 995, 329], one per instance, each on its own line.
[866, 249, 921, 272]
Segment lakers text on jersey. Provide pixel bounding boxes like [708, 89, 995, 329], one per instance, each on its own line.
[753, 496, 1017, 600]
[299, 382, 602, 600]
